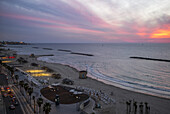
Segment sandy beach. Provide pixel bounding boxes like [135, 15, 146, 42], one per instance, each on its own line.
[5, 50, 170, 114]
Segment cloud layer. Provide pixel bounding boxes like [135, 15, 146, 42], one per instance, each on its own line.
[0, 0, 170, 43]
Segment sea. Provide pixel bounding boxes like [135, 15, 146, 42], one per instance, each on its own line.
[7, 43, 170, 99]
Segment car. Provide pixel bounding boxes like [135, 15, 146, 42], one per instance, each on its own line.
[8, 90, 12, 94]
[5, 87, 10, 92]
[3, 93, 8, 97]
[13, 101, 19, 106]
[5, 86, 10, 90]
[9, 104, 15, 110]
[8, 93, 14, 98]
[1, 87, 5, 92]
[12, 97, 16, 102]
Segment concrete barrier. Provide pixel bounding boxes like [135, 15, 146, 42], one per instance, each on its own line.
[80, 98, 90, 110]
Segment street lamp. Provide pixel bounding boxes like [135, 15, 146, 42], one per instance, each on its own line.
[47, 78, 50, 85]
[37, 97, 43, 113]
[55, 94, 60, 105]
[32, 96, 36, 113]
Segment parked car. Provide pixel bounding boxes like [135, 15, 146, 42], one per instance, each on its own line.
[12, 97, 16, 102]
[3, 93, 8, 97]
[1, 87, 5, 92]
[13, 101, 19, 106]
[9, 104, 15, 110]
[9, 94, 14, 98]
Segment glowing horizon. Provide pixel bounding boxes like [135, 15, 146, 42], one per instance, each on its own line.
[0, 0, 170, 43]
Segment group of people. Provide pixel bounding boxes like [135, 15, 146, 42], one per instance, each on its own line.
[126, 100, 150, 114]
[76, 86, 115, 105]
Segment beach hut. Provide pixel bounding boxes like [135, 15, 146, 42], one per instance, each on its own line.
[79, 70, 87, 79]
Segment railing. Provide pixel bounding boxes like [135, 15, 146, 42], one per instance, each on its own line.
[79, 98, 90, 110]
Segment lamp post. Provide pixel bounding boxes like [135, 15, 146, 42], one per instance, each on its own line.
[32, 96, 36, 113]
[37, 97, 43, 113]
[47, 78, 50, 85]
[76, 96, 80, 111]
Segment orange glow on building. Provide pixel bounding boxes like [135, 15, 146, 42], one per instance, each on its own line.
[2, 61, 13, 63]
[31, 73, 51, 77]
[26, 70, 46, 73]
[1, 56, 15, 60]
[151, 29, 170, 38]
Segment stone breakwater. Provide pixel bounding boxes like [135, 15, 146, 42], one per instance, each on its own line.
[130, 56, 170, 62]
[58, 49, 94, 56]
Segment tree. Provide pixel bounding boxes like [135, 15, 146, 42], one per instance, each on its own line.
[15, 75, 19, 84]
[24, 83, 29, 101]
[32, 96, 36, 113]
[37, 97, 43, 113]
[24, 83, 29, 92]
[8, 66, 14, 78]
[19, 80, 24, 93]
[43, 102, 51, 114]
[27, 87, 33, 105]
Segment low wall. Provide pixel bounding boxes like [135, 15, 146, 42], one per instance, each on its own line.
[80, 98, 90, 110]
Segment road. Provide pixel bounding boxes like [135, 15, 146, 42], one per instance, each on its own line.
[0, 73, 33, 114]
[0, 73, 23, 114]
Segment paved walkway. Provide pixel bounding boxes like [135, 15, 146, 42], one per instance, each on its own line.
[51, 103, 81, 114]
[82, 98, 95, 114]
[15, 68, 82, 114]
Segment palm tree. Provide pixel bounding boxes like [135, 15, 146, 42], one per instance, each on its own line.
[24, 83, 29, 101]
[19, 80, 24, 93]
[32, 96, 36, 113]
[24, 83, 29, 92]
[8, 66, 14, 78]
[27, 87, 33, 105]
[37, 97, 43, 113]
[43, 102, 51, 114]
[15, 75, 19, 84]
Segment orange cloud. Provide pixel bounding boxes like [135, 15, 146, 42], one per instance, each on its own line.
[151, 29, 170, 38]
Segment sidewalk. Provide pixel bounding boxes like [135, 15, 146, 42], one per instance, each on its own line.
[81, 98, 95, 114]
[0, 92, 5, 114]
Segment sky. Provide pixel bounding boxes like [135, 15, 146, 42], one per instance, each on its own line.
[0, 0, 170, 43]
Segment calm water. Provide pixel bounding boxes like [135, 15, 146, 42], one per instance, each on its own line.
[8, 43, 170, 99]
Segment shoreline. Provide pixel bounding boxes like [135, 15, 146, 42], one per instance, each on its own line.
[37, 56, 170, 100]
[41, 60, 170, 101]
[5, 49, 170, 114]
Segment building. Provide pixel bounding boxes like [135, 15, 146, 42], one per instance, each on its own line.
[79, 70, 87, 79]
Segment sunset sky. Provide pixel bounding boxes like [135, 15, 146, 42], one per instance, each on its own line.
[0, 0, 170, 43]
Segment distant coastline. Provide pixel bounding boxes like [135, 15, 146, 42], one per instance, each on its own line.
[0, 41, 29, 45]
